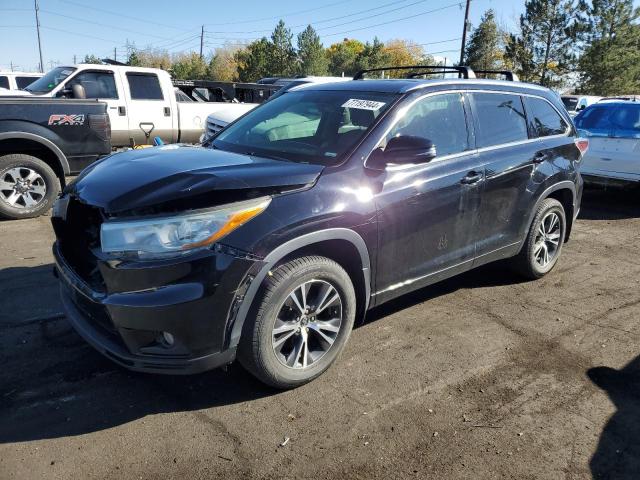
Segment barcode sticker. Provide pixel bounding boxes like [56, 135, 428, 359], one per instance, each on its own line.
[342, 99, 386, 111]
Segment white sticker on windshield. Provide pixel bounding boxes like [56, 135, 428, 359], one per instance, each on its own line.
[342, 99, 386, 111]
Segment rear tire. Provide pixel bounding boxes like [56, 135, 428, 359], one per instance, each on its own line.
[511, 198, 566, 279]
[238, 256, 356, 389]
[0, 154, 60, 220]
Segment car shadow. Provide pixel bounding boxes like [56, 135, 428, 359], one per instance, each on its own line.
[588, 356, 640, 479]
[579, 187, 640, 220]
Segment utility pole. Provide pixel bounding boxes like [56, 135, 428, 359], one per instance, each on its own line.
[73, 54, 77, 64]
[34, 0, 44, 73]
[200, 25, 204, 59]
[459, 0, 471, 66]
[114, 47, 117, 62]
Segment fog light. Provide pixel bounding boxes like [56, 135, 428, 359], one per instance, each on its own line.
[162, 331, 175, 346]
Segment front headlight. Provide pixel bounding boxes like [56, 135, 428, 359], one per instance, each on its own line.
[100, 197, 271, 260]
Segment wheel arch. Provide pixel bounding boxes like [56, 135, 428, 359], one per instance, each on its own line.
[228, 228, 372, 350]
[520, 181, 576, 249]
[0, 131, 70, 184]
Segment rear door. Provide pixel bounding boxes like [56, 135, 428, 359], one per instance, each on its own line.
[469, 91, 542, 258]
[66, 69, 129, 146]
[122, 70, 175, 145]
[608, 104, 640, 179]
[574, 105, 619, 178]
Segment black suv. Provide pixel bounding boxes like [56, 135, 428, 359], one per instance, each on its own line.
[52, 66, 585, 388]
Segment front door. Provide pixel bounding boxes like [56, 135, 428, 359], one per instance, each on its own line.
[373, 92, 483, 304]
[121, 70, 175, 145]
[66, 69, 129, 146]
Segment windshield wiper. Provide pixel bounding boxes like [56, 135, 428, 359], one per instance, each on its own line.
[245, 150, 293, 163]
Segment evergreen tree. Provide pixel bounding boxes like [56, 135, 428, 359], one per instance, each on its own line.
[464, 9, 502, 72]
[354, 38, 390, 72]
[269, 20, 296, 77]
[296, 25, 328, 76]
[578, 0, 640, 95]
[506, 0, 580, 87]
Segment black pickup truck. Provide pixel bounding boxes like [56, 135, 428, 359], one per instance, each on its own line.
[0, 97, 111, 219]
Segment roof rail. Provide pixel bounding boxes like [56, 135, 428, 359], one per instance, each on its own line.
[353, 65, 476, 80]
[474, 70, 519, 82]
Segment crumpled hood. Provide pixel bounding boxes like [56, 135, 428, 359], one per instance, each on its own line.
[70, 145, 324, 214]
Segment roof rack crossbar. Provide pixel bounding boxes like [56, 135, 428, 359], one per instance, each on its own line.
[474, 70, 519, 82]
[353, 65, 476, 80]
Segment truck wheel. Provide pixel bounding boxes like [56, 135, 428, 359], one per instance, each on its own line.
[0, 154, 60, 220]
[239, 256, 356, 389]
[511, 198, 566, 279]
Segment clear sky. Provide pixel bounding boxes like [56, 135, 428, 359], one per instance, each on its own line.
[0, 0, 636, 73]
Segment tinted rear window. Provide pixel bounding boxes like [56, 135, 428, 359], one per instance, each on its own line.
[574, 106, 613, 130]
[0, 76, 9, 89]
[15, 76, 38, 89]
[126, 73, 163, 100]
[472, 93, 528, 148]
[524, 97, 569, 137]
[610, 104, 640, 131]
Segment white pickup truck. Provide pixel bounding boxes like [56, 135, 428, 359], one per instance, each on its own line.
[5, 64, 265, 147]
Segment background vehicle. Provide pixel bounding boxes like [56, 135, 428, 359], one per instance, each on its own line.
[13, 64, 275, 147]
[204, 76, 351, 138]
[561, 95, 602, 117]
[0, 71, 43, 92]
[574, 101, 640, 186]
[0, 97, 110, 219]
[52, 66, 585, 388]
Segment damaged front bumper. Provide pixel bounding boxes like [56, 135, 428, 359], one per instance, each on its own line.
[53, 242, 261, 374]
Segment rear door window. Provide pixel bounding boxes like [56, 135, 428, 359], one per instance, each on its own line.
[524, 96, 569, 138]
[610, 104, 640, 137]
[126, 73, 164, 100]
[574, 106, 614, 135]
[68, 71, 118, 99]
[15, 76, 38, 89]
[0, 76, 9, 89]
[471, 93, 529, 148]
[385, 93, 469, 157]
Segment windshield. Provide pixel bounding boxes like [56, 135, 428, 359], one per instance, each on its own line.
[561, 97, 579, 111]
[25, 67, 76, 93]
[213, 90, 397, 165]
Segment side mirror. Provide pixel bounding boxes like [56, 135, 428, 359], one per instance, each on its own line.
[577, 104, 586, 111]
[384, 135, 437, 166]
[71, 84, 86, 99]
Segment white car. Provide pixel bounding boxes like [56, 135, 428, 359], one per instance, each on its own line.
[0, 71, 43, 92]
[574, 101, 640, 186]
[561, 95, 602, 117]
[204, 76, 352, 138]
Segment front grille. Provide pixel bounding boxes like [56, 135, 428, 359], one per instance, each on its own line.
[52, 198, 106, 293]
[206, 118, 225, 138]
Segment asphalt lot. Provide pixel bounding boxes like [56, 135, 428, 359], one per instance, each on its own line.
[1, 187, 639, 480]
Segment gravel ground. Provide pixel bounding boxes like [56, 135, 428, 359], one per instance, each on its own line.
[0, 187, 639, 480]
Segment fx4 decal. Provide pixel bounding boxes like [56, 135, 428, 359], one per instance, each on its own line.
[48, 114, 85, 126]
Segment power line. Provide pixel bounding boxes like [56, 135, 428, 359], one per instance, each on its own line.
[203, 0, 346, 26]
[204, 0, 424, 34]
[321, 1, 464, 38]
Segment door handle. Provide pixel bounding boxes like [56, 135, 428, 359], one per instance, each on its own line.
[532, 151, 547, 163]
[118, 106, 126, 116]
[461, 171, 483, 185]
[164, 107, 171, 116]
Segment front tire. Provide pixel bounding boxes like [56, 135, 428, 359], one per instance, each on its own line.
[512, 198, 566, 279]
[238, 256, 356, 389]
[0, 154, 60, 220]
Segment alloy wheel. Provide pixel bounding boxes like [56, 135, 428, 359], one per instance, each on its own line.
[272, 279, 343, 369]
[533, 211, 562, 267]
[0, 167, 47, 209]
